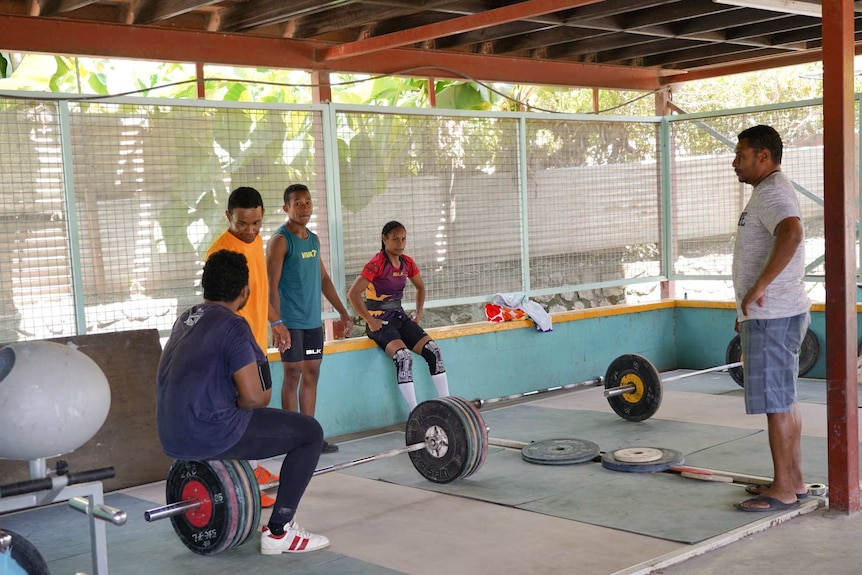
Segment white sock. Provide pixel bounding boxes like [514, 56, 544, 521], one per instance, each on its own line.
[399, 382, 418, 411]
[431, 373, 450, 397]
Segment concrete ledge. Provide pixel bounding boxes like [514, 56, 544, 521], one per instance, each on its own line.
[267, 299, 678, 361]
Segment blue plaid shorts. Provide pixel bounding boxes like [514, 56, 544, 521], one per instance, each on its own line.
[739, 312, 810, 414]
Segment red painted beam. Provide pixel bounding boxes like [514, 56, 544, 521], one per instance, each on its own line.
[344, 48, 666, 90]
[320, 0, 604, 62]
[0, 15, 666, 90]
[311, 70, 332, 103]
[660, 45, 862, 84]
[0, 15, 316, 67]
[822, 0, 861, 515]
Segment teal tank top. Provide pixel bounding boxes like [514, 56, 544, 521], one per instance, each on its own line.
[276, 225, 322, 329]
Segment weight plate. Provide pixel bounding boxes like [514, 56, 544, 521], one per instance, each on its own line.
[612, 447, 663, 463]
[213, 461, 244, 551]
[601, 447, 684, 473]
[406, 398, 477, 483]
[457, 397, 489, 476]
[727, 328, 819, 387]
[725, 335, 745, 387]
[798, 329, 819, 377]
[236, 460, 261, 545]
[210, 460, 243, 554]
[437, 397, 477, 478]
[224, 460, 258, 550]
[0, 529, 49, 575]
[441, 396, 489, 479]
[166, 460, 240, 555]
[521, 438, 600, 465]
[604, 354, 663, 422]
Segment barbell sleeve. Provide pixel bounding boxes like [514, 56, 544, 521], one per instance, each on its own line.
[68, 496, 128, 526]
[145, 499, 203, 522]
[604, 384, 637, 398]
[604, 361, 744, 398]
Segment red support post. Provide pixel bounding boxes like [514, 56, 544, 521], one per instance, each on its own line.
[821, 0, 860, 514]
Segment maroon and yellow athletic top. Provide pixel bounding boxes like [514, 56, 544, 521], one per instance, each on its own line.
[360, 251, 419, 321]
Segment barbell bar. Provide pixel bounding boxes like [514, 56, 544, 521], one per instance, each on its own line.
[145, 441, 433, 524]
[469, 354, 669, 423]
[471, 376, 604, 409]
[144, 442, 432, 524]
[604, 360, 742, 398]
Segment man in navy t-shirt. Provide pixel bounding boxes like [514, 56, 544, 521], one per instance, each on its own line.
[156, 249, 330, 555]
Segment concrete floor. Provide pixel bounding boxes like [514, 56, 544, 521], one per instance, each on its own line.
[7, 370, 862, 575]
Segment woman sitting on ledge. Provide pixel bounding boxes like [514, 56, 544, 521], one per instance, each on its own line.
[347, 220, 450, 412]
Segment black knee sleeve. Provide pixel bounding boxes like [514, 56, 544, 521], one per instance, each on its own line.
[421, 340, 445, 375]
[393, 348, 413, 385]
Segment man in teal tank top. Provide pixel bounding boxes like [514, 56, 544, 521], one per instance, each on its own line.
[266, 184, 353, 453]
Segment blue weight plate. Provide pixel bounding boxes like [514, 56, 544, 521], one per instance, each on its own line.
[521, 438, 600, 465]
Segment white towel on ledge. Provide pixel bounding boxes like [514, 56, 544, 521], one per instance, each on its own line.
[491, 293, 553, 333]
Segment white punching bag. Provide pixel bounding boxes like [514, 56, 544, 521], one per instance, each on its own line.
[0, 341, 111, 460]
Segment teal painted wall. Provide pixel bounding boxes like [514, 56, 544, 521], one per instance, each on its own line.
[267, 305, 677, 438]
[673, 305, 862, 380]
[672, 307, 739, 370]
[266, 303, 859, 439]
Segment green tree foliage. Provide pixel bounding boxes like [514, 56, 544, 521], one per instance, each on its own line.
[668, 65, 832, 158]
[0, 52, 848, 247]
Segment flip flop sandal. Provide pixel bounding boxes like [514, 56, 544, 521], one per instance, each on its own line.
[744, 483, 809, 500]
[735, 495, 800, 512]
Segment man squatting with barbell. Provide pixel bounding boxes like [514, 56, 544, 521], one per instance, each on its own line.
[156, 249, 330, 555]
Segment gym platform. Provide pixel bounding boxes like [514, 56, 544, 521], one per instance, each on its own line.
[4, 368, 856, 575]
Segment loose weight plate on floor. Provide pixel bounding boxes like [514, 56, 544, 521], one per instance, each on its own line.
[604, 354, 663, 422]
[406, 397, 487, 483]
[521, 438, 600, 465]
[601, 447, 684, 473]
[612, 447, 663, 463]
[726, 328, 819, 387]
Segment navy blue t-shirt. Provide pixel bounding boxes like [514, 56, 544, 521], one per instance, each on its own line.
[156, 303, 265, 459]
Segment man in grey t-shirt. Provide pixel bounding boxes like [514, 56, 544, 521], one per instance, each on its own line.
[731, 125, 811, 512]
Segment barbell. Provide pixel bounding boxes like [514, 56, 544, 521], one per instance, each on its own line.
[725, 328, 820, 387]
[144, 353, 747, 555]
[144, 396, 488, 555]
[602, 353, 743, 421]
[473, 353, 741, 423]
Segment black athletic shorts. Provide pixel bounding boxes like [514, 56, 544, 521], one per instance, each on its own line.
[366, 311, 428, 350]
[280, 327, 324, 363]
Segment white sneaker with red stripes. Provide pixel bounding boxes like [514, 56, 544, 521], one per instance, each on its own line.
[260, 520, 330, 555]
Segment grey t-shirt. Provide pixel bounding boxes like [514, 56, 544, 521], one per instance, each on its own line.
[731, 171, 810, 322]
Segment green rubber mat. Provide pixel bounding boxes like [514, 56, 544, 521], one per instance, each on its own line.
[659, 370, 862, 407]
[331, 404, 818, 544]
[0, 493, 405, 575]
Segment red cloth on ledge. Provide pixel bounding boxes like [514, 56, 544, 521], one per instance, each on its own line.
[485, 303, 527, 323]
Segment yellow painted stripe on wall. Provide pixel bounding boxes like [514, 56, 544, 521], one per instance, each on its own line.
[266, 298, 850, 361]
